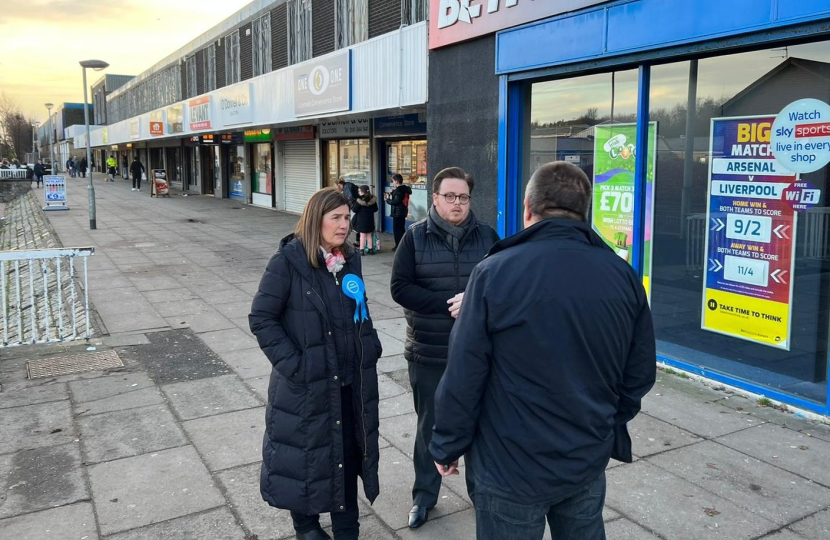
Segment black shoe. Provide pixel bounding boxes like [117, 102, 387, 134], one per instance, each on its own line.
[408, 505, 431, 529]
[296, 528, 331, 540]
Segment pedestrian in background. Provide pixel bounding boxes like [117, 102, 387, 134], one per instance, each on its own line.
[352, 185, 379, 255]
[249, 187, 383, 540]
[390, 166, 499, 529]
[121, 155, 128, 179]
[386, 173, 412, 250]
[130, 156, 145, 191]
[78, 157, 88, 178]
[33, 159, 45, 187]
[336, 177, 360, 247]
[430, 161, 656, 540]
[106, 155, 117, 182]
[66, 157, 74, 177]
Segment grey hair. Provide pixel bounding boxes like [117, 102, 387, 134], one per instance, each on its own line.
[525, 162, 592, 221]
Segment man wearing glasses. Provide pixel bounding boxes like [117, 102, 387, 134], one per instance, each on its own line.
[391, 167, 500, 528]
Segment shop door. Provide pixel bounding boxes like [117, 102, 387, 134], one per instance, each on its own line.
[284, 140, 318, 213]
[381, 140, 428, 232]
[189, 147, 200, 191]
[201, 146, 215, 195]
[251, 143, 274, 207]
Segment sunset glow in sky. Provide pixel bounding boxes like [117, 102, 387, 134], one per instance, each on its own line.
[0, 0, 251, 123]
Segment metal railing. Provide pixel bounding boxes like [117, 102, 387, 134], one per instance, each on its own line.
[686, 213, 707, 270]
[0, 247, 94, 347]
[0, 169, 30, 179]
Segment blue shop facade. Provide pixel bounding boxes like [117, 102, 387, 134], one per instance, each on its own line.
[430, 0, 830, 414]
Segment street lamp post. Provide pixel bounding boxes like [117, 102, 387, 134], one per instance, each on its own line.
[80, 59, 109, 231]
[44, 103, 54, 174]
[31, 122, 40, 163]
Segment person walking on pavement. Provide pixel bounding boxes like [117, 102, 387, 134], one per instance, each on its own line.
[121, 155, 128, 179]
[33, 159, 45, 187]
[130, 156, 145, 191]
[106, 155, 117, 182]
[336, 177, 360, 247]
[390, 166, 500, 529]
[249, 187, 384, 540]
[352, 185, 379, 255]
[430, 162, 657, 540]
[66, 157, 75, 178]
[78, 157, 87, 178]
[386, 174, 412, 250]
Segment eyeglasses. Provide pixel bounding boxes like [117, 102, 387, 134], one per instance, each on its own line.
[438, 193, 471, 205]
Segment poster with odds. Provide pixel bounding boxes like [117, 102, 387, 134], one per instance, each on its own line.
[702, 116, 797, 350]
[591, 122, 657, 297]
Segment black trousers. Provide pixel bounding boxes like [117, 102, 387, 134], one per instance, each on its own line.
[408, 362, 475, 508]
[132, 174, 141, 190]
[292, 386, 361, 539]
[393, 216, 406, 248]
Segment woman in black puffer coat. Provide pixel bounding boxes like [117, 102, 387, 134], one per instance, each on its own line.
[351, 186, 378, 254]
[249, 188, 383, 540]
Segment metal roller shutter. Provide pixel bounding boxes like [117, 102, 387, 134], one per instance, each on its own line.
[284, 140, 318, 214]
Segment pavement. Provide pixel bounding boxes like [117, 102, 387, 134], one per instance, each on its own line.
[1, 175, 830, 539]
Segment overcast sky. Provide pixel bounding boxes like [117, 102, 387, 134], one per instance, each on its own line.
[0, 0, 251, 122]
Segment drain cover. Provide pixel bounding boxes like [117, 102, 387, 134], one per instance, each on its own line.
[27, 350, 124, 379]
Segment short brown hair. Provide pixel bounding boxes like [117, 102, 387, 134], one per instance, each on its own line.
[295, 188, 352, 268]
[336, 177, 345, 185]
[432, 167, 474, 194]
[525, 162, 592, 221]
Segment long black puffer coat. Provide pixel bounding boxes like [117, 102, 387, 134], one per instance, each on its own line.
[390, 212, 499, 366]
[352, 195, 378, 234]
[249, 234, 383, 515]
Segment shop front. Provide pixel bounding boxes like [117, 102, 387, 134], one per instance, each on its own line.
[374, 114, 429, 232]
[430, 0, 830, 413]
[245, 129, 274, 208]
[320, 119, 372, 191]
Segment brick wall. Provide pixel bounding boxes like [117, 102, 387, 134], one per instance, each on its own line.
[369, 0, 400, 39]
[312, 0, 335, 58]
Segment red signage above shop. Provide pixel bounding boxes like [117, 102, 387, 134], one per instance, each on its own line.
[429, 0, 608, 49]
[149, 121, 164, 136]
[273, 125, 315, 141]
[189, 96, 212, 131]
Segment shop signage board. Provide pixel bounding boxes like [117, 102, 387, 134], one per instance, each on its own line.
[219, 133, 244, 145]
[273, 125, 315, 140]
[319, 119, 370, 139]
[702, 116, 797, 350]
[130, 119, 140, 140]
[294, 50, 351, 117]
[43, 175, 68, 211]
[219, 84, 252, 126]
[149, 110, 164, 136]
[189, 96, 212, 130]
[167, 104, 184, 133]
[374, 114, 427, 137]
[429, 0, 607, 49]
[150, 169, 169, 198]
[591, 122, 657, 297]
[770, 98, 830, 174]
[101, 127, 109, 145]
[244, 128, 272, 142]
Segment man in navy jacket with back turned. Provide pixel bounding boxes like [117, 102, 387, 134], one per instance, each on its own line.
[430, 161, 656, 540]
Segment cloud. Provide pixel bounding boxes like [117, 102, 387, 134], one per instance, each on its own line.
[0, 0, 125, 25]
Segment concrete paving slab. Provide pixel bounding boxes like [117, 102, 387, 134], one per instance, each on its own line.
[89, 445, 225, 536]
[78, 404, 188, 464]
[105, 507, 247, 540]
[200, 327, 259, 354]
[395, 508, 475, 539]
[76, 386, 164, 417]
[245, 375, 270, 402]
[377, 332, 406, 357]
[94, 298, 157, 317]
[0, 442, 88, 519]
[0, 381, 68, 409]
[628, 413, 703, 457]
[640, 386, 763, 439]
[103, 312, 169, 334]
[220, 347, 272, 379]
[654, 372, 730, 402]
[379, 411, 417, 458]
[127, 275, 182, 292]
[368, 302, 405, 320]
[321, 514, 397, 540]
[126, 328, 234, 384]
[377, 354, 407, 374]
[197, 287, 252, 304]
[603, 518, 662, 539]
[605, 461, 777, 539]
[166, 309, 237, 334]
[756, 529, 811, 540]
[153, 299, 213, 318]
[102, 333, 151, 347]
[366, 446, 470, 531]
[717, 423, 830, 488]
[215, 463, 296, 540]
[162, 374, 263, 420]
[181, 407, 264, 471]
[214, 300, 255, 319]
[69, 371, 155, 403]
[386, 367, 412, 392]
[789, 507, 830, 538]
[231, 316, 256, 337]
[0, 502, 98, 540]
[649, 440, 830, 525]
[379, 391, 415, 419]
[142, 288, 200, 303]
[88, 275, 134, 290]
[0, 400, 77, 454]
[378, 373, 408, 400]
[373, 318, 408, 340]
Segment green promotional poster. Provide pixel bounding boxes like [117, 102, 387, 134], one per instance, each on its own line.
[591, 122, 657, 297]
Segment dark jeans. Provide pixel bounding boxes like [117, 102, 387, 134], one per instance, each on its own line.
[393, 216, 406, 248]
[408, 362, 475, 508]
[475, 473, 607, 540]
[291, 386, 361, 539]
[132, 174, 141, 190]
